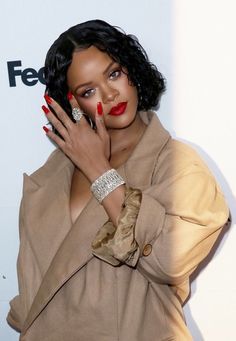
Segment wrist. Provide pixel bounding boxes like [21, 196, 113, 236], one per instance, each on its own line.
[86, 160, 111, 183]
[90, 169, 125, 204]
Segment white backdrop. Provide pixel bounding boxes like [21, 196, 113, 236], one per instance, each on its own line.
[0, 1, 235, 340]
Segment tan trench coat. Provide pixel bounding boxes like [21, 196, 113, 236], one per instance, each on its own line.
[7, 111, 229, 341]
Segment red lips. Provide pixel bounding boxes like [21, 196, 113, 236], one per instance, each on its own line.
[109, 102, 127, 116]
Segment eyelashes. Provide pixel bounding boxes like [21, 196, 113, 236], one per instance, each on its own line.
[80, 67, 122, 98]
[109, 68, 122, 79]
[81, 88, 95, 98]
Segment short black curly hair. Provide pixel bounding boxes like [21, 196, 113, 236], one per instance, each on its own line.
[44, 19, 166, 119]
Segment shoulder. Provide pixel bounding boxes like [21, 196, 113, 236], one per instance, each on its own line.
[152, 138, 229, 226]
[153, 137, 227, 200]
[138, 112, 218, 186]
[155, 138, 213, 180]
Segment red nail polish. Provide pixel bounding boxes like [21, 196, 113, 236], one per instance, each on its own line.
[42, 105, 50, 115]
[43, 126, 49, 133]
[67, 92, 73, 100]
[97, 102, 103, 115]
[44, 94, 52, 105]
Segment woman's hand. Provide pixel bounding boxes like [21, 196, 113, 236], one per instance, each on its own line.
[42, 94, 111, 182]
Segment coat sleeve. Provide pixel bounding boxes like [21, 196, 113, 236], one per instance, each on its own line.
[92, 156, 230, 288]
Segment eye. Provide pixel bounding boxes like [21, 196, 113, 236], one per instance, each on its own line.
[109, 68, 122, 80]
[81, 88, 95, 98]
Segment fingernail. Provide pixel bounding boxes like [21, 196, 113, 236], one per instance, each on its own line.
[43, 126, 49, 133]
[44, 94, 52, 105]
[42, 105, 50, 115]
[97, 102, 103, 115]
[67, 92, 73, 101]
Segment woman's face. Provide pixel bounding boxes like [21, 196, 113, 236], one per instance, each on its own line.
[67, 46, 139, 129]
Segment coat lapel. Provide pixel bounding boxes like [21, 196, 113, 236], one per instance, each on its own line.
[21, 111, 170, 334]
[22, 193, 108, 333]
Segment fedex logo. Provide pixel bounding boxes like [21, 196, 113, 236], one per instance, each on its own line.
[7, 60, 45, 87]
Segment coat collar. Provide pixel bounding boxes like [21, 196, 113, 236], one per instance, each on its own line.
[22, 111, 170, 334]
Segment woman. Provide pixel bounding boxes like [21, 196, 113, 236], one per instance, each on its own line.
[7, 19, 229, 340]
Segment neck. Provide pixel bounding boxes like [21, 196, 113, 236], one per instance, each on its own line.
[108, 112, 147, 156]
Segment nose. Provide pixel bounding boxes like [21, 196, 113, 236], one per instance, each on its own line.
[101, 84, 119, 104]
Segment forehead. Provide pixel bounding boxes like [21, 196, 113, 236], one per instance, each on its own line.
[67, 46, 114, 87]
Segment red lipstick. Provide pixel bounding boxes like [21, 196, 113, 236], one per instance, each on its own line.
[109, 102, 127, 116]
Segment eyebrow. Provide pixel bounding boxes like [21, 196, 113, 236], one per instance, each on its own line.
[74, 61, 116, 93]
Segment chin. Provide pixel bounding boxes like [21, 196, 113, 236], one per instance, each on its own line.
[106, 112, 137, 129]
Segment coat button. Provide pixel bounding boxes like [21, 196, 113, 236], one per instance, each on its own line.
[142, 244, 152, 256]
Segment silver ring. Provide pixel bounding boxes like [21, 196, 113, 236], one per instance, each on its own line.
[72, 107, 84, 122]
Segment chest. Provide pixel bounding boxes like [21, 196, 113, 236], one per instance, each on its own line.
[70, 171, 92, 225]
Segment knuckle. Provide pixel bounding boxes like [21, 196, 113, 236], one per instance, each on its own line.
[56, 109, 65, 120]
[53, 121, 62, 130]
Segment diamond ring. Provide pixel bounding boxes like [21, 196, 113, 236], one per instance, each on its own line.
[72, 107, 84, 122]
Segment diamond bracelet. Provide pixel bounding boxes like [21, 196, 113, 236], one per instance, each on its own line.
[90, 169, 125, 203]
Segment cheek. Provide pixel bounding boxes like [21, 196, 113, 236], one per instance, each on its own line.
[127, 86, 138, 105]
[120, 77, 138, 100]
[75, 97, 98, 120]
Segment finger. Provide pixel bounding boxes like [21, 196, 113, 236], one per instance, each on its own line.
[71, 107, 90, 128]
[42, 105, 70, 141]
[42, 126, 66, 150]
[44, 94, 74, 130]
[67, 92, 89, 127]
[67, 91, 79, 110]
